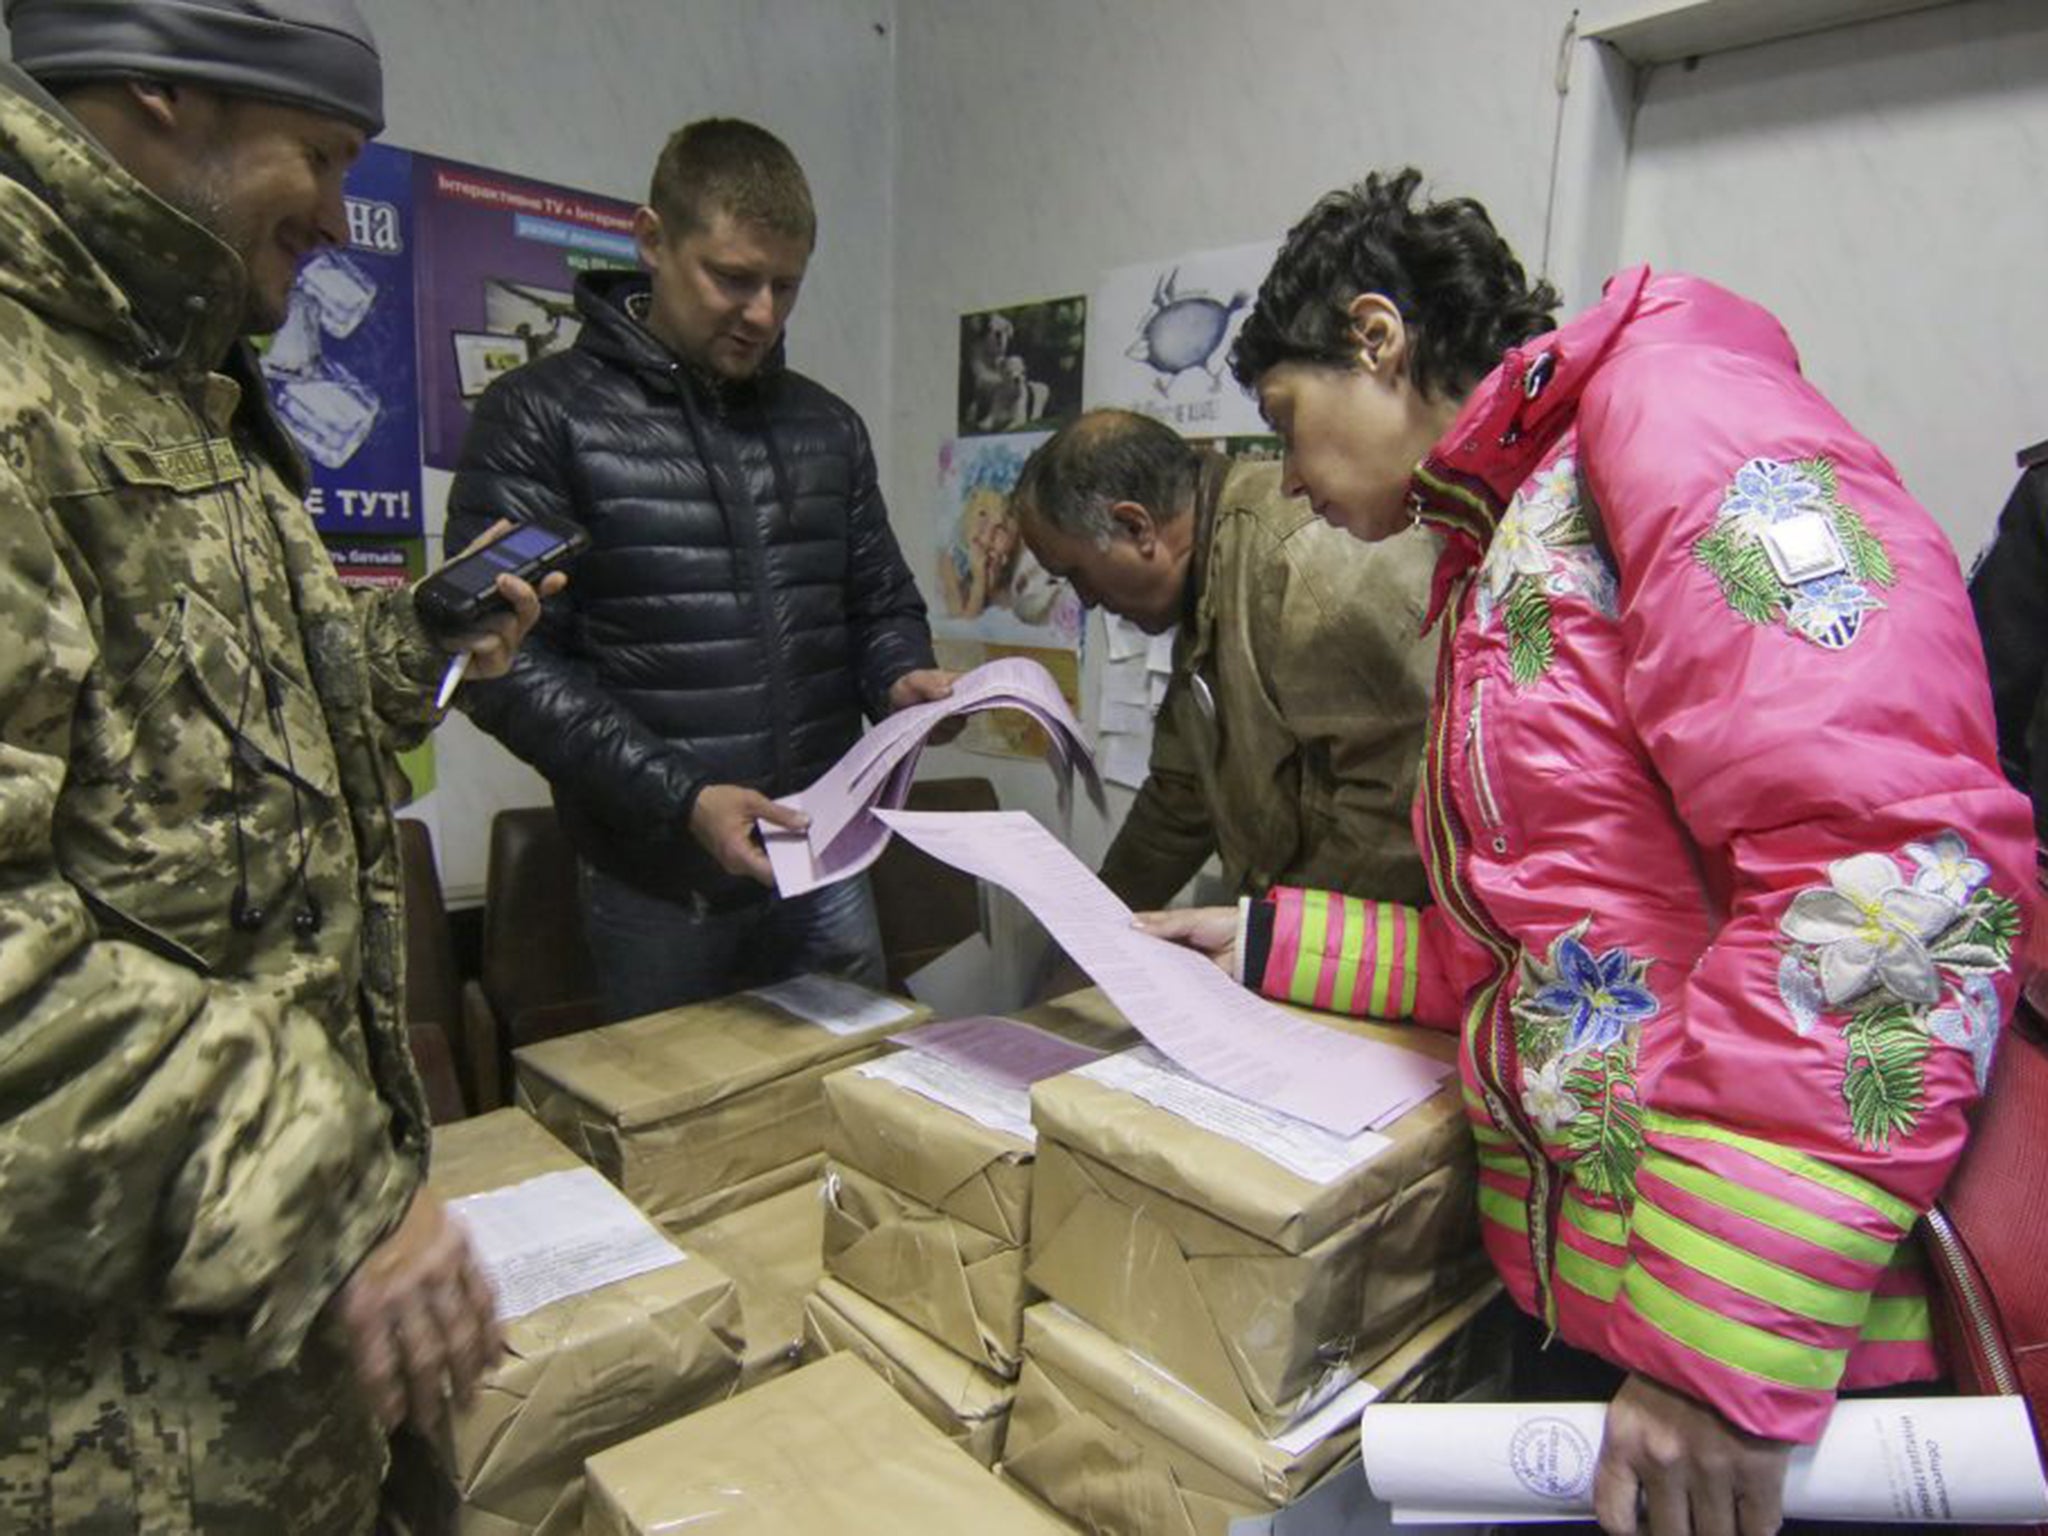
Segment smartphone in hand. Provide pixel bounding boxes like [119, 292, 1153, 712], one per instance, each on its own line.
[414, 517, 587, 631]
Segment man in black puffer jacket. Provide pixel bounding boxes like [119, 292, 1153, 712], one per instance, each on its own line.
[1970, 437, 2048, 851]
[449, 118, 951, 1020]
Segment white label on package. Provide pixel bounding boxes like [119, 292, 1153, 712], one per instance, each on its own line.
[746, 974, 916, 1036]
[1077, 1045, 1392, 1185]
[858, 1050, 1037, 1145]
[448, 1167, 686, 1321]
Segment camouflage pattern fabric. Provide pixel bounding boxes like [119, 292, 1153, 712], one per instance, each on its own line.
[0, 64, 442, 1535]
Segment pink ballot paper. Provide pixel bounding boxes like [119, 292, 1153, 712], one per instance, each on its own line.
[762, 657, 1102, 898]
[872, 809, 1451, 1137]
[889, 1015, 1107, 1093]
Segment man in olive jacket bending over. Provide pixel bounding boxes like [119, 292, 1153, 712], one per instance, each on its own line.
[1016, 410, 1437, 916]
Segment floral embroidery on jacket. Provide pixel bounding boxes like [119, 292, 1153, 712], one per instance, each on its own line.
[1511, 921, 1654, 1199]
[1475, 454, 1619, 685]
[1694, 456, 1895, 650]
[1777, 832, 2019, 1147]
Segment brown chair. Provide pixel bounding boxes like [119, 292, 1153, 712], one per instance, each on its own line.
[395, 817, 469, 1123]
[459, 806, 602, 1111]
[870, 776, 999, 990]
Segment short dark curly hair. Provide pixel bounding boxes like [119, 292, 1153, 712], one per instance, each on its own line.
[1230, 168, 1559, 402]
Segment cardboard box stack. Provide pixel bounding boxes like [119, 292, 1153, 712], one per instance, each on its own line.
[818, 995, 1135, 1374]
[1004, 996, 1493, 1531]
[1027, 1007, 1484, 1434]
[671, 1176, 827, 1390]
[581, 1353, 1071, 1535]
[801, 1278, 1014, 1467]
[512, 976, 925, 1232]
[399, 1108, 744, 1536]
[1003, 1286, 1504, 1536]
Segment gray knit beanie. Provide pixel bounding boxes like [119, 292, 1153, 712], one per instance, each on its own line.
[7, 0, 383, 135]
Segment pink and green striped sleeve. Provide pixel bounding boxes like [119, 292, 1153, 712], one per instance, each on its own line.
[1237, 887, 1458, 1027]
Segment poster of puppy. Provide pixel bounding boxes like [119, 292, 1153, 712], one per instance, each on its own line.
[957, 295, 1086, 437]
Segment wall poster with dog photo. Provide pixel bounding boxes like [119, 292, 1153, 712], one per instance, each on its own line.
[932, 432, 1083, 652]
[957, 295, 1086, 437]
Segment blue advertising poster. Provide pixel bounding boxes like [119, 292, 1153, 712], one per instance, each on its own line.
[412, 154, 640, 471]
[262, 141, 423, 536]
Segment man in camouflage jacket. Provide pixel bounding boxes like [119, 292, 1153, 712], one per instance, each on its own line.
[0, 4, 542, 1530]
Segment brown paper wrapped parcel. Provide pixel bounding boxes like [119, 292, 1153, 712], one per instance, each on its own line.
[801, 1276, 1014, 1466]
[410, 1109, 743, 1536]
[513, 980, 923, 1229]
[582, 1352, 1067, 1536]
[1027, 1007, 1484, 1435]
[1001, 1285, 1500, 1536]
[818, 993, 1136, 1375]
[672, 1177, 826, 1390]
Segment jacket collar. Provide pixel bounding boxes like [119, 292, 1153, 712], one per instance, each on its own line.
[575, 266, 787, 412]
[1415, 266, 1650, 626]
[0, 63, 249, 376]
[1179, 449, 1230, 631]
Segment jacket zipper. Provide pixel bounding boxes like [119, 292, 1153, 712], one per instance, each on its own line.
[1423, 584, 1557, 1324]
[1922, 1206, 2019, 1396]
[1467, 679, 1508, 850]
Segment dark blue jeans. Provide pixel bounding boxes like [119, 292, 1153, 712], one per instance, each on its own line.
[579, 864, 888, 1022]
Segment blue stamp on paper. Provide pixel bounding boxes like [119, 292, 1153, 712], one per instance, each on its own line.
[1510, 1416, 1595, 1501]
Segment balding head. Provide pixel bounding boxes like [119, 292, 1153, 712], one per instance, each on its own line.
[1013, 409, 1202, 545]
[1013, 410, 1205, 634]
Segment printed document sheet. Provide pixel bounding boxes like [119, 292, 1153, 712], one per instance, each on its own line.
[1359, 1397, 2048, 1525]
[874, 809, 1451, 1137]
[448, 1167, 686, 1321]
[763, 657, 1102, 897]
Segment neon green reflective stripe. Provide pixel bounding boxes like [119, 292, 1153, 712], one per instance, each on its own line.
[1646, 1154, 1895, 1268]
[1288, 890, 1330, 1004]
[1622, 1265, 1847, 1391]
[1463, 1088, 1491, 1119]
[1478, 1149, 1529, 1176]
[1470, 1122, 1512, 1147]
[1860, 1294, 1932, 1343]
[1562, 1195, 1627, 1247]
[1645, 1111, 1916, 1234]
[1633, 1202, 1866, 1328]
[1478, 1184, 1528, 1234]
[1331, 896, 1366, 1013]
[1367, 900, 1395, 1016]
[1556, 1241, 1624, 1301]
[1398, 906, 1419, 1016]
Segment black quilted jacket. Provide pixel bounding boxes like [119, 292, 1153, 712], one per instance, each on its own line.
[447, 269, 933, 906]
[1970, 455, 2048, 847]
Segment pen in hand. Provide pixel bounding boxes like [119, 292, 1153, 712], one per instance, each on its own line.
[434, 651, 471, 711]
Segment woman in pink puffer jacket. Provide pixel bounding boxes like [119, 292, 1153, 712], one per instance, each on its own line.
[1143, 170, 2034, 1535]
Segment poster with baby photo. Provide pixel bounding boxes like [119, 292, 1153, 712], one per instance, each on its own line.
[957, 296, 1086, 437]
[932, 432, 1082, 650]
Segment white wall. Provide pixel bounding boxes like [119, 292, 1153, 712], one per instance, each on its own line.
[887, 0, 1583, 861]
[1616, 0, 2048, 559]
[361, 0, 899, 900]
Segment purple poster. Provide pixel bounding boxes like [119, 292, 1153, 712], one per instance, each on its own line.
[412, 155, 640, 470]
[262, 140, 422, 536]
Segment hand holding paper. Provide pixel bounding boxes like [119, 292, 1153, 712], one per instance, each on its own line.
[874, 808, 1450, 1136]
[1358, 1396, 2048, 1525]
[762, 657, 1101, 897]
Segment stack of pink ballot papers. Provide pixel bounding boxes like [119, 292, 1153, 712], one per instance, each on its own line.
[762, 657, 1102, 898]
